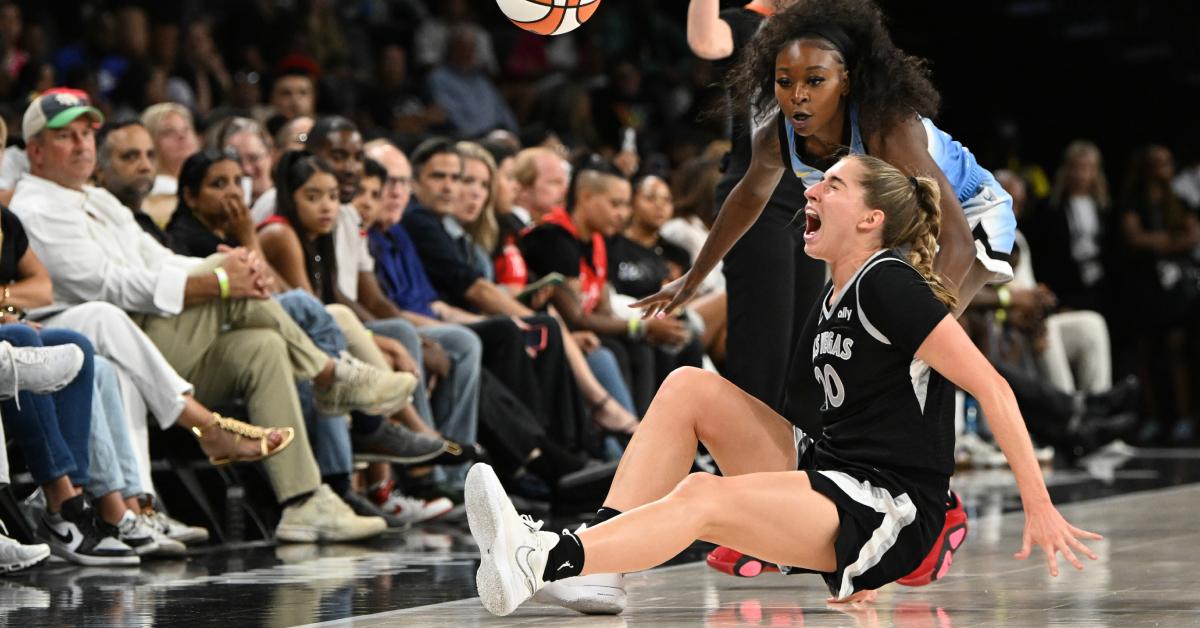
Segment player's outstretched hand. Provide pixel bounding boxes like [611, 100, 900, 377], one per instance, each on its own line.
[1014, 504, 1102, 576]
[632, 273, 697, 319]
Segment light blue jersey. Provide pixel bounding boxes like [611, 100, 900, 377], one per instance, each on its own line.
[780, 105, 1017, 283]
[782, 105, 987, 205]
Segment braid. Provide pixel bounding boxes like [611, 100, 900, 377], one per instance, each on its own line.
[907, 178, 958, 311]
[849, 154, 958, 311]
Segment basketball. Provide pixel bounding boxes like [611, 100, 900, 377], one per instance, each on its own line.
[495, 0, 601, 36]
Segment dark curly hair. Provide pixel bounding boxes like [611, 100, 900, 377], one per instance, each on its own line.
[728, 0, 940, 136]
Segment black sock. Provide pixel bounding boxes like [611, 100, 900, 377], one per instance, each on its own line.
[542, 529, 585, 582]
[323, 473, 351, 497]
[281, 490, 315, 509]
[592, 506, 621, 526]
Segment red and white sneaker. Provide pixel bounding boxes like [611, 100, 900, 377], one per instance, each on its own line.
[369, 479, 453, 525]
[897, 491, 968, 586]
[705, 546, 779, 578]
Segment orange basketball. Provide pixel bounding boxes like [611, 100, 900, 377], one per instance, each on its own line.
[496, 0, 602, 36]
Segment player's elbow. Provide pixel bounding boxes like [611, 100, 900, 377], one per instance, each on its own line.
[687, 36, 732, 60]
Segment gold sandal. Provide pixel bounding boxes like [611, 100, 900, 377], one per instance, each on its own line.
[191, 413, 296, 466]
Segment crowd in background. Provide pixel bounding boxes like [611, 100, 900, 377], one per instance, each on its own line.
[0, 0, 1194, 575]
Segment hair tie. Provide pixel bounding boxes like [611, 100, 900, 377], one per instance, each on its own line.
[907, 175, 919, 190]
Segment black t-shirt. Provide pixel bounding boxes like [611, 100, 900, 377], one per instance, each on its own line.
[134, 211, 173, 249]
[400, 203, 485, 309]
[713, 7, 808, 215]
[521, 224, 589, 280]
[785, 250, 954, 493]
[0, 207, 29, 283]
[607, 235, 692, 299]
[164, 208, 239, 257]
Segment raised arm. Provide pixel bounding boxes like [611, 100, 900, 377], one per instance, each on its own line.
[686, 0, 734, 60]
[634, 120, 784, 317]
[915, 315, 1102, 577]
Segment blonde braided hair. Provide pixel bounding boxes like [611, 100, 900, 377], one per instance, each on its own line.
[849, 154, 958, 311]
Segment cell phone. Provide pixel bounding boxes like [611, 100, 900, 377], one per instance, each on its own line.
[516, 272, 565, 303]
[524, 324, 548, 352]
[240, 176, 253, 206]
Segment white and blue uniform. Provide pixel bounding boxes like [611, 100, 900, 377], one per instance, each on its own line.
[778, 106, 1016, 283]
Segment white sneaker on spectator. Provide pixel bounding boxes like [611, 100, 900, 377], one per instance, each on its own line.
[315, 354, 417, 417]
[114, 510, 159, 556]
[275, 485, 387, 543]
[0, 342, 84, 400]
[138, 495, 209, 545]
[369, 480, 453, 525]
[138, 516, 188, 557]
[0, 531, 50, 573]
[532, 525, 626, 614]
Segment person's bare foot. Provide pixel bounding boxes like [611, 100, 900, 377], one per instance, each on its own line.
[593, 397, 638, 434]
[193, 415, 288, 462]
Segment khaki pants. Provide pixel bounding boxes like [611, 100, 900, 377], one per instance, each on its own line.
[325, 304, 391, 370]
[134, 256, 330, 502]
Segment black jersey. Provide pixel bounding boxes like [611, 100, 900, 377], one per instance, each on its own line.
[786, 249, 956, 490]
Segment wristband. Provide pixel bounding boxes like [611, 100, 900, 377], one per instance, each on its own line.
[213, 267, 231, 300]
[996, 286, 1011, 309]
[627, 316, 644, 340]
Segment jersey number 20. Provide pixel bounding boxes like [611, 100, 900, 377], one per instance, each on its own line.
[813, 364, 845, 410]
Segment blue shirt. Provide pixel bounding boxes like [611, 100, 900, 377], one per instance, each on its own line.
[368, 223, 439, 319]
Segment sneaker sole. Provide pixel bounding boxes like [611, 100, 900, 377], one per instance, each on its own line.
[276, 521, 387, 544]
[533, 582, 627, 615]
[466, 464, 522, 616]
[353, 449, 445, 465]
[51, 546, 140, 567]
[169, 531, 210, 546]
[0, 547, 51, 573]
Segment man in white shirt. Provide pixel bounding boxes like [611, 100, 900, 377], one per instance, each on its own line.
[11, 92, 395, 543]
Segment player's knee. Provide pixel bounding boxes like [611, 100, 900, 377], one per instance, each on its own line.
[668, 472, 723, 526]
[670, 472, 720, 502]
[660, 366, 715, 402]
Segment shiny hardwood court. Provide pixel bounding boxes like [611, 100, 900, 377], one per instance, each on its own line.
[4, 446, 1200, 627]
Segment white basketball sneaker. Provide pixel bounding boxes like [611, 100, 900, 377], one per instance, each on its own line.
[466, 463, 559, 616]
[532, 523, 626, 614]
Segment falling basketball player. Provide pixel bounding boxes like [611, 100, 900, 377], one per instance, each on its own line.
[465, 154, 1100, 616]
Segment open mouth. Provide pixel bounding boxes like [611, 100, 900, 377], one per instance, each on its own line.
[803, 208, 822, 239]
[792, 112, 812, 126]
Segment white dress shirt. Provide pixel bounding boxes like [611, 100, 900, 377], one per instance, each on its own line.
[9, 173, 203, 316]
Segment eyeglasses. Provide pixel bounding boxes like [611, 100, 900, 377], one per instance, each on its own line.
[385, 176, 411, 188]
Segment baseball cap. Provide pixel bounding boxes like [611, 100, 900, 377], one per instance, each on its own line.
[22, 88, 105, 140]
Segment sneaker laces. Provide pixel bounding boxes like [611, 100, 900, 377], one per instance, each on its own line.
[519, 514, 544, 533]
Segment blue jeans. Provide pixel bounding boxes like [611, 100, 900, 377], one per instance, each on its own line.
[87, 356, 144, 499]
[585, 346, 635, 414]
[297, 381, 353, 477]
[274, 290, 347, 357]
[0, 325, 94, 486]
[364, 318, 434, 425]
[276, 289, 357, 477]
[367, 318, 483, 488]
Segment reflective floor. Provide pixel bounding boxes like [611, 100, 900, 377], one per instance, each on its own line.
[4, 444, 1200, 628]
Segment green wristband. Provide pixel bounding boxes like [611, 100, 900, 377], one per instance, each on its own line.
[213, 267, 231, 299]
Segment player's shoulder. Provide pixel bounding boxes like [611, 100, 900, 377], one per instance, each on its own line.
[856, 250, 926, 296]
